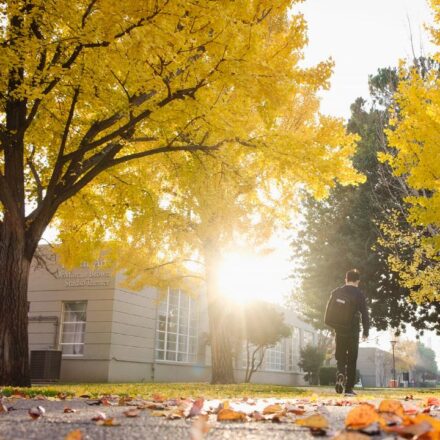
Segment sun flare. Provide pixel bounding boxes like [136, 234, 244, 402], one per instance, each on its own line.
[217, 252, 289, 304]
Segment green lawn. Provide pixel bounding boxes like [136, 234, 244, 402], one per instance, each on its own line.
[1, 383, 439, 399]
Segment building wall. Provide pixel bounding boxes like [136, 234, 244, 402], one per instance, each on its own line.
[107, 275, 158, 382]
[357, 347, 393, 387]
[28, 251, 115, 382]
[28, 249, 318, 385]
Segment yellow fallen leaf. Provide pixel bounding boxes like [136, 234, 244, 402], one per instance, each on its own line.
[217, 408, 246, 422]
[96, 418, 121, 426]
[263, 404, 283, 415]
[378, 399, 404, 417]
[296, 414, 329, 429]
[64, 430, 83, 440]
[345, 404, 379, 429]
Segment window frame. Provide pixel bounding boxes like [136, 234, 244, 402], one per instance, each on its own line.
[59, 301, 87, 357]
[155, 288, 198, 364]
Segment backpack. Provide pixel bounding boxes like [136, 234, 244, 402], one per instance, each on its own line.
[324, 287, 358, 333]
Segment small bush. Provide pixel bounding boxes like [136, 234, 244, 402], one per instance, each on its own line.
[319, 367, 337, 385]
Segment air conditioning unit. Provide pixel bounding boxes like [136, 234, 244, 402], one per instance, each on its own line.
[30, 350, 62, 383]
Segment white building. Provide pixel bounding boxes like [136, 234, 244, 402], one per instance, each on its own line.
[28, 250, 317, 385]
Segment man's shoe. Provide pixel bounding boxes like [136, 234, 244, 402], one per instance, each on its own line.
[344, 389, 357, 397]
[335, 373, 345, 394]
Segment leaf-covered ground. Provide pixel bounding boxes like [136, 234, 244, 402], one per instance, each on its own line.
[0, 385, 439, 439]
[1, 383, 438, 399]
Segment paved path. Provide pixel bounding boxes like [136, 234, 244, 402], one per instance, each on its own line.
[0, 397, 351, 440]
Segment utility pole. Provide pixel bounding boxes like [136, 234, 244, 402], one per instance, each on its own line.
[391, 340, 397, 387]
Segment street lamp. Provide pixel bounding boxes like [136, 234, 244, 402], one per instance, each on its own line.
[390, 340, 397, 387]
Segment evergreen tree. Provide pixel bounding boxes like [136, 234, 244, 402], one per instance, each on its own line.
[291, 64, 440, 334]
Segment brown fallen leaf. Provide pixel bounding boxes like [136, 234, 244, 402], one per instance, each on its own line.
[96, 418, 121, 427]
[332, 431, 371, 440]
[378, 399, 405, 417]
[427, 397, 440, 407]
[152, 394, 165, 402]
[217, 408, 246, 422]
[251, 411, 265, 421]
[262, 404, 283, 415]
[345, 404, 379, 429]
[57, 393, 68, 400]
[28, 406, 45, 420]
[385, 420, 432, 438]
[0, 404, 8, 414]
[286, 405, 306, 415]
[123, 409, 140, 418]
[188, 398, 204, 418]
[297, 414, 329, 429]
[190, 414, 210, 440]
[64, 430, 83, 440]
[91, 411, 107, 421]
[63, 407, 76, 413]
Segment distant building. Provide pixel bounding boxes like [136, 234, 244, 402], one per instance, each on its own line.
[28, 249, 317, 385]
[357, 347, 393, 387]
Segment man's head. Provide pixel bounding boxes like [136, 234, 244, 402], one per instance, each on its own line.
[345, 269, 360, 286]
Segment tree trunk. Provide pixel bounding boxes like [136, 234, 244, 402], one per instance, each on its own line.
[204, 246, 235, 384]
[0, 220, 31, 386]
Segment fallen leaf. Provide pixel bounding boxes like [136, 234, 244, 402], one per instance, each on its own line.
[251, 411, 265, 421]
[0, 404, 8, 414]
[404, 395, 414, 401]
[63, 407, 76, 413]
[28, 406, 45, 420]
[96, 418, 121, 427]
[297, 414, 329, 429]
[123, 409, 140, 418]
[91, 411, 107, 421]
[118, 396, 132, 406]
[285, 405, 306, 415]
[386, 421, 433, 438]
[263, 404, 283, 415]
[379, 399, 405, 417]
[152, 394, 165, 402]
[138, 402, 165, 410]
[427, 397, 440, 407]
[85, 399, 102, 406]
[345, 404, 379, 429]
[217, 408, 246, 422]
[188, 398, 204, 418]
[64, 430, 83, 440]
[379, 412, 403, 427]
[57, 393, 68, 400]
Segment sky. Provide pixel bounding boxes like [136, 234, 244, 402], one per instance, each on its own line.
[297, 0, 436, 119]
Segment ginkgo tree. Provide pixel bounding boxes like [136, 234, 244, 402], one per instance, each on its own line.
[380, 0, 440, 303]
[54, 97, 361, 384]
[0, 0, 362, 386]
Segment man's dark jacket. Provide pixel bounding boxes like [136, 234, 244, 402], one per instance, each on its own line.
[331, 285, 370, 336]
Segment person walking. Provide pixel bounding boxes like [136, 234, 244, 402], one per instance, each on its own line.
[324, 269, 369, 396]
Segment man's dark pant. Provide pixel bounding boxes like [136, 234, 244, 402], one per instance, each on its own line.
[335, 331, 359, 390]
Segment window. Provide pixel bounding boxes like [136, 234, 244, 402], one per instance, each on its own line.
[303, 330, 314, 347]
[156, 288, 198, 363]
[265, 340, 285, 371]
[288, 326, 301, 372]
[60, 301, 87, 356]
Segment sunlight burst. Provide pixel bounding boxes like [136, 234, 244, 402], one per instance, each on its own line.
[217, 252, 288, 304]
